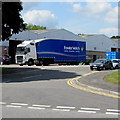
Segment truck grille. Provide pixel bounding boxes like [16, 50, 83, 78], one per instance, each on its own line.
[17, 56, 23, 63]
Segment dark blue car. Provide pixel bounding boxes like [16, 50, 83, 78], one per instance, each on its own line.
[90, 59, 113, 71]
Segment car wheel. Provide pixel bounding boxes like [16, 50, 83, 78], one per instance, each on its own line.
[97, 68, 100, 71]
[110, 66, 114, 70]
[102, 66, 106, 70]
[90, 67, 93, 71]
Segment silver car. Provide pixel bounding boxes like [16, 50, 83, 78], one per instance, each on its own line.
[111, 59, 120, 69]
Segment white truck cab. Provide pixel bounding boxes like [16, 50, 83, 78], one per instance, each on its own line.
[15, 40, 37, 66]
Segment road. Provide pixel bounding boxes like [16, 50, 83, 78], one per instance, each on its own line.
[1, 65, 119, 118]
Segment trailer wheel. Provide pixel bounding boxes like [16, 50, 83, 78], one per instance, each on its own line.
[28, 59, 34, 66]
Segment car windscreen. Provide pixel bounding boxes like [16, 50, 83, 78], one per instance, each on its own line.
[94, 59, 106, 63]
[112, 60, 119, 63]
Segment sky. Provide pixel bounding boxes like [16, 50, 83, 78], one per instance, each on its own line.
[20, 1, 119, 37]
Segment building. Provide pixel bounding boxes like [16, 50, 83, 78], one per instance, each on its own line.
[79, 34, 119, 62]
[0, 40, 9, 56]
[9, 29, 84, 63]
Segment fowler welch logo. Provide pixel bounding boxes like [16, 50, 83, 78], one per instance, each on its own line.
[64, 46, 80, 50]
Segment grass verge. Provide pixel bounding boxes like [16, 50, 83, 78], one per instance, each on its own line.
[104, 70, 120, 84]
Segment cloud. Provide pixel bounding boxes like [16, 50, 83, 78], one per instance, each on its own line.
[99, 27, 118, 36]
[23, 10, 58, 28]
[105, 6, 118, 23]
[72, 2, 118, 24]
[22, 2, 39, 10]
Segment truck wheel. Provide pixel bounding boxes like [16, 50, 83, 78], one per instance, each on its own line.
[28, 60, 34, 66]
[19, 64, 23, 66]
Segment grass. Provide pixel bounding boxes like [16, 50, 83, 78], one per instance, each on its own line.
[104, 70, 120, 84]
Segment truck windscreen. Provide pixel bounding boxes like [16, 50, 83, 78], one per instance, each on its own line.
[16, 47, 25, 54]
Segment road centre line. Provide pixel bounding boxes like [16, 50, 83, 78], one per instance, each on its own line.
[80, 107, 100, 111]
[11, 103, 28, 106]
[107, 109, 120, 112]
[32, 104, 51, 108]
[78, 110, 96, 114]
[52, 108, 70, 112]
[67, 71, 120, 99]
[106, 112, 120, 115]
[0, 102, 6, 105]
[28, 107, 45, 110]
[6, 105, 22, 108]
[56, 106, 75, 109]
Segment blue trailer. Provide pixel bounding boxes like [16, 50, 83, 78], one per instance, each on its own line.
[16, 38, 86, 66]
[36, 39, 86, 65]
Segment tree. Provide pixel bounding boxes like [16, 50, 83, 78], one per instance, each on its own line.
[25, 24, 46, 30]
[2, 2, 25, 41]
[111, 36, 120, 39]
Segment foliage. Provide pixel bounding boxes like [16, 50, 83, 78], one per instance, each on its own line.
[2, 2, 25, 41]
[25, 24, 46, 30]
[111, 36, 120, 39]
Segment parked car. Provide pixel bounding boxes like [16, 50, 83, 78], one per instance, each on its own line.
[111, 59, 120, 69]
[117, 62, 120, 69]
[0, 56, 10, 65]
[90, 59, 113, 71]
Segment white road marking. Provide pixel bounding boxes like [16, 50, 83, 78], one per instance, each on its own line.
[80, 107, 100, 111]
[78, 110, 96, 114]
[107, 109, 120, 112]
[106, 112, 120, 115]
[32, 104, 51, 108]
[6, 105, 22, 108]
[52, 108, 70, 112]
[56, 106, 75, 109]
[23, 75, 41, 79]
[11, 103, 28, 106]
[28, 107, 45, 110]
[0, 102, 6, 105]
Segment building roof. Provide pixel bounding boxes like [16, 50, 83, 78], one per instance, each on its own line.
[30, 29, 60, 34]
[78, 34, 107, 38]
[0, 40, 9, 46]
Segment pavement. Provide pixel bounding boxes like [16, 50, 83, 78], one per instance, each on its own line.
[68, 69, 120, 98]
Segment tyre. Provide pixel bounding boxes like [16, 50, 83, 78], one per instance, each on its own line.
[90, 67, 93, 71]
[110, 66, 114, 70]
[28, 60, 34, 66]
[102, 66, 106, 70]
[19, 64, 23, 66]
[97, 68, 101, 71]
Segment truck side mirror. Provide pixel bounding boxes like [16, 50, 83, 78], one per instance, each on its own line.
[30, 42, 34, 45]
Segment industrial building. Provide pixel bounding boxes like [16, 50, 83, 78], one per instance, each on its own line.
[3, 29, 119, 63]
[79, 34, 119, 62]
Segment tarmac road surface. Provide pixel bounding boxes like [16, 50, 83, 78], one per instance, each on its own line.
[1, 65, 119, 118]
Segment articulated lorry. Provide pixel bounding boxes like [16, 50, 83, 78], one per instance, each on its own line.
[15, 38, 86, 66]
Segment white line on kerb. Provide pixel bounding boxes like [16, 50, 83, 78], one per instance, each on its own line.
[106, 112, 120, 115]
[11, 103, 28, 106]
[80, 107, 100, 111]
[0, 102, 6, 105]
[52, 108, 70, 112]
[32, 104, 51, 108]
[56, 106, 75, 109]
[78, 110, 96, 114]
[6, 105, 22, 108]
[28, 107, 45, 110]
[107, 109, 120, 112]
